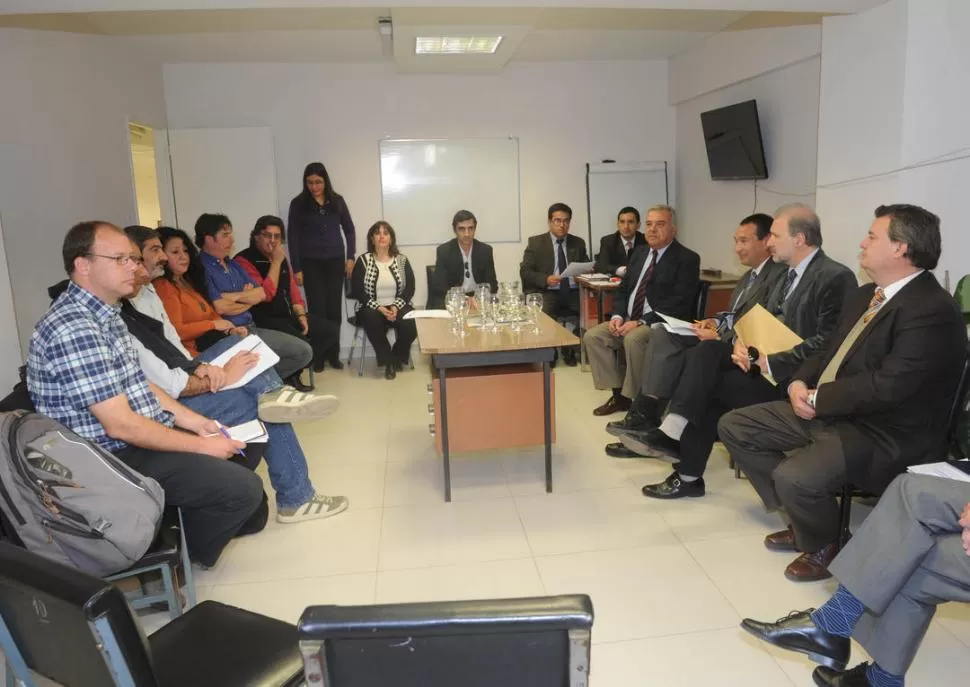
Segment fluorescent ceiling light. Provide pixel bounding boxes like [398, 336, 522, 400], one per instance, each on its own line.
[415, 36, 504, 55]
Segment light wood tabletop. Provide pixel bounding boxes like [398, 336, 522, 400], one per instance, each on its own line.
[416, 313, 580, 355]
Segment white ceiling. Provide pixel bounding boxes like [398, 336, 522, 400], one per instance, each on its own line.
[0, 4, 886, 69]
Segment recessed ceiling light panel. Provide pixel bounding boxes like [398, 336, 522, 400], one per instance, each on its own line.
[414, 36, 504, 55]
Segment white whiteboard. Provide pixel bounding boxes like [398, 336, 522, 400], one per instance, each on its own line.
[587, 162, 668, 250]
[380, 138, 520, 246]
[169, 127, 279, 237]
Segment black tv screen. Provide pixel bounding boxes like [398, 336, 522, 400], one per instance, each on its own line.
[700, 99, 768, 180]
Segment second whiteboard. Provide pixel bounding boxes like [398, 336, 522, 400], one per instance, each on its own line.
[379, 138, 521, 246]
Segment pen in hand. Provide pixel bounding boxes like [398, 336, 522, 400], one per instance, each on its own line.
[218, 425, 246, 457]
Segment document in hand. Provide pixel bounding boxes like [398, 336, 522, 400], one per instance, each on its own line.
[560, 261, 595, 279]
[656, 313, 697, 337]
[907, 460, 970, 483]
[733, 304, 803, 355]
[208, 334, 280, 390]
[205, 420, 268, 443]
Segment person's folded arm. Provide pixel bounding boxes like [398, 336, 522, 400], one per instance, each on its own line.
[129, 336, 189, 399]
[234, 256, 275, 302]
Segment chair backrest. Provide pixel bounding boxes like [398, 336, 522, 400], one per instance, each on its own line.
[0, 542, 159, 686]
[298, 594, 593, 687]
[693, 280, 711, 320]
[943, 345, 970, 458]
[425, 264, 436, 309]
[953, 274, 970, 316]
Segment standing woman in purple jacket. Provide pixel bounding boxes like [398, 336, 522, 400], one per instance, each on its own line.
[287, 162, 356, 370]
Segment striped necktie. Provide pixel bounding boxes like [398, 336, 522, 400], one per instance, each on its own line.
[772, 269, 797, 315]
[818, 287, 887, 385]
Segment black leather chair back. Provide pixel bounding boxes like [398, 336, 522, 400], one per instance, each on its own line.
[425, 264, 436, 309]
[0, 542, 159, 686]
[299, 594, 593, 687]
[693, 280, 711, 320]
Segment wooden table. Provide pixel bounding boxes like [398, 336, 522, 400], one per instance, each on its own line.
[416, 314, 580, 501]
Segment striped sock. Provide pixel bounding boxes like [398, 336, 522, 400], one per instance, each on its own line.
[810, 585, 864, 638]
[867, 662, 904, 687]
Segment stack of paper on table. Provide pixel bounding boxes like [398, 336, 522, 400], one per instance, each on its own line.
[908, 459, 970, 483]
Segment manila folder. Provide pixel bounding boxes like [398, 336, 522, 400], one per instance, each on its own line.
[733, 304, 803, 355]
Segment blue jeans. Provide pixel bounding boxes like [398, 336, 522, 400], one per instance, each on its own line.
[183, 336, 315, 509]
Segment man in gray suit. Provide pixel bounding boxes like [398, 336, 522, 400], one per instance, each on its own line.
[741, 473, 970, 687]
[613, 204, 856, 499]
[604, 212, 785, 457]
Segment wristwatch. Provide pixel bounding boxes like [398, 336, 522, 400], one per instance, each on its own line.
[747, 346, 760, 365]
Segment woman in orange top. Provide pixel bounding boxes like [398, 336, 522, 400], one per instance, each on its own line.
[154, 226, 247, 356]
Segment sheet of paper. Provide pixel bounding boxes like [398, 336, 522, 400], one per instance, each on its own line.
[907, 460, 970, 483]
[561, 261, 595, 279]
[733, 304, 803, 355]
[656, 312, 698, 337]
[402, 309, 451, 320]
[208, 334, 281, 391]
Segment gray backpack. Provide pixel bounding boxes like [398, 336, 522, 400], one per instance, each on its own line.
[0, 411, 165, 576]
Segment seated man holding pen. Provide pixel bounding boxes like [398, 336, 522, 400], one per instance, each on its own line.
[611, 204, 855, 502]
[604, 213, 783, 456]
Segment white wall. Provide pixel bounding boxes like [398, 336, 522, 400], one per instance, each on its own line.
[0, 29, 168, 352]
[162, 60, 676, 346]
[816, 0, 970, 285]
[671, 30, 822, 273]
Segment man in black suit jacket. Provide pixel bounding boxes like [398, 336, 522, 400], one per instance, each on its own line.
[520, 202, 590, 365]
[720, 204, 967, 584]
[594, 206, 648, 275]
[619, 205, 856, 502]
[584, 205, 700, 414]
[604, 213, 785, 456]
[427, 210, 498, 309]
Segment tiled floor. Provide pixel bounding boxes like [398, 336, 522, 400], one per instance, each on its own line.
[9, 357, 968, 685]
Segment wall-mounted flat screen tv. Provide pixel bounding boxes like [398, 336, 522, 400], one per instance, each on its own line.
[700, 99, 768, 180]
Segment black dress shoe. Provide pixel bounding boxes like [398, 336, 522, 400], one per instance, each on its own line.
[327, 357, 345, 371]
[562, 347, 578, 367]
[740, 609, 849, 671]
[286, 374, 315, 393]
[813, 663, 871, 686]
[605, 394, 661, 436]
[641, 471, 705, 499]
[384, 365, 397, 380]
[617, 427, 682, 463]
[604, 442, 645, 459]
[593, 395, 631, 416]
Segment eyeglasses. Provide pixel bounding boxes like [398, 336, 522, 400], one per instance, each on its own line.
[86, 253, 144, 267]
[464, 261, 471, 279]
[551, 218, 571, 226]
[259, 232, 282, 241]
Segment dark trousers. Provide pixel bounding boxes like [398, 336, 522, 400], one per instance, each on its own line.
[259, 314, 339, 369]
[301, 257, 346, 352]
[667, 340, 779, 478]
[356, 304, 418, 367]
[115, 445, 263, 567]
[718, 400, 848, 552]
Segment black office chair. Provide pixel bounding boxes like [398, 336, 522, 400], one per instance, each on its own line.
[835, 345, 970, 550]
[0, 542, 304, 687]
[298, 594, 593, 687]
[693, 280, 712, 320]
[425, 264, 437, 310]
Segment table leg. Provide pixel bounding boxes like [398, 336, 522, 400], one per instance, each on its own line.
[440, 367, 452, 502]
[543, 360, 552, 493]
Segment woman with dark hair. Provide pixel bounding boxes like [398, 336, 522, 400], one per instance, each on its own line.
[350, 221, 417, 380]
[234, 215, 339, 372]
[154, 226, 247, 356]
[287, 162, 356, 370]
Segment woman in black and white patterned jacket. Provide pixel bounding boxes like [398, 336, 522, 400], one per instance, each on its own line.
[350, 221, 418, 380]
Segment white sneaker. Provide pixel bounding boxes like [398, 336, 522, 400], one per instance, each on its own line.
[258, 386, 339, 424]
[276, 493, 349, 524]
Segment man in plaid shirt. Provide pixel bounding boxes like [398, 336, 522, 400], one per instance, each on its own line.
[27, 221, 262, 568]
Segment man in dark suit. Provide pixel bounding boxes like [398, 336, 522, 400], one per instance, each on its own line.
[617, 205, 856, 502]
[594, 206, 647, 275]
[584, 205, 700, 415]
[520, 202, 590, 366]
[427, 209, 498, 309]
[720, 204, 967, 583]
[604, 213, 785, 456]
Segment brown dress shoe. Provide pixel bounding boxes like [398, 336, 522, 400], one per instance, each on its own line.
[785, 543, 837, 582]
[764, 526, 796, 552]
[593, 395, 631, 416]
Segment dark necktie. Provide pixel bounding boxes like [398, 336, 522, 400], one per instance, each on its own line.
[630, 250, 658, 321]
[730, 269, 758, 311]
[773, 268, 797, 315]
[624, 240, 633, 258]
[556, 238, 568, 289]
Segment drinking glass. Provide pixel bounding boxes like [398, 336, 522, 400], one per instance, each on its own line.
[506, 293, 525, 332]
[526, 293, 544, 333]
[474, 284, 491, 319]
[486, 294, 501, 332]
[455, 293, 470, 337]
